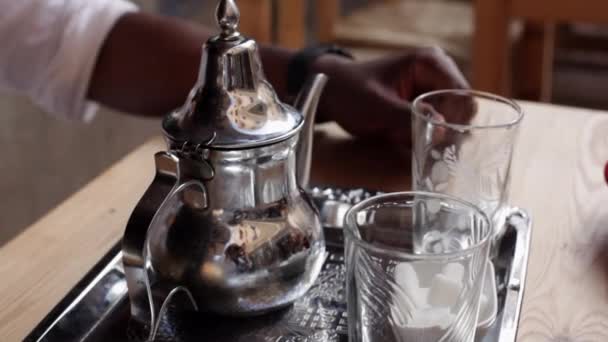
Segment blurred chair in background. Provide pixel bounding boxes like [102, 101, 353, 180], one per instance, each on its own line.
[263, 0, 522, 84]
[473, 0, 608, 101]
[238, 0, 481, 59]
[315, 0, 481, 64]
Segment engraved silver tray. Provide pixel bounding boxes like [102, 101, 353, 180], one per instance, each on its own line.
[25, 187, 532, 342]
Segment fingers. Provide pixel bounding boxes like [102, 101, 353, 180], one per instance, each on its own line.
[412, 46, 469, 95]
[324, 72, 413, 149]
[409, 48, 477, 126]
[438, 92, 477, 126]
[327, 48, 472, 151]
[414, 102, 448, 145]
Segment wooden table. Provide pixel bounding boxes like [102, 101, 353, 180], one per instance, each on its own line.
[1, 102, 608, 341]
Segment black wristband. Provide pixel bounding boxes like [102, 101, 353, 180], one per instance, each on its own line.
[287, 44, 354, 96]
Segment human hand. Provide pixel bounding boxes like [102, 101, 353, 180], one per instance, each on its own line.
[312, 47, 469, 148]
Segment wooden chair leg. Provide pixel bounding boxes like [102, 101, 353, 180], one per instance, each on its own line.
[315, 0, 340, 43]
[238, 0, 272, 43]
[472, 0, 511, 96]
[276, 0, 307, 49]
[515, 21, 555, 102]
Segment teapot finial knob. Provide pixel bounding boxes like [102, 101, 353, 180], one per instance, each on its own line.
[216, 0, 240, 38]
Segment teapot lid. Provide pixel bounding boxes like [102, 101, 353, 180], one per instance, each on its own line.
[162, 0, 303, 149]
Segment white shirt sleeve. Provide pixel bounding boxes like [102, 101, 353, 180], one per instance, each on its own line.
[0, 0, 138, 121]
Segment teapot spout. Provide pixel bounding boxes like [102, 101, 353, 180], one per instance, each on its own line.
[294, 74, 328, 189]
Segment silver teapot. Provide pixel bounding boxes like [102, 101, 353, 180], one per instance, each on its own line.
[122, 0, 327, 339]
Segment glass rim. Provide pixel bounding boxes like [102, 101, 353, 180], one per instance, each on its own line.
[412, 89, 524, 131]
[343, 191, 492, 261]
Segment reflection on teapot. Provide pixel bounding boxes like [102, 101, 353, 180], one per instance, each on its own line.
[121, 1, 327, 340]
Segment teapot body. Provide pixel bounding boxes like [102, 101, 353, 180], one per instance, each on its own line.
[123, 135, 326, 337]
[147, 135, 325, 315]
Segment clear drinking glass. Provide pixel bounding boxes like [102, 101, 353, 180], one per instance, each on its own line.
[412, 90, 523, 238]
[344, 192, 491, 342]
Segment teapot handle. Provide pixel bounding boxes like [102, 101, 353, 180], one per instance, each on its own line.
[122, 151, 213, 340]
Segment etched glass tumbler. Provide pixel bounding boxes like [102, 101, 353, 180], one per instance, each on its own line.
[344, 192, 491, 342]
[412, 90, 523, 239]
